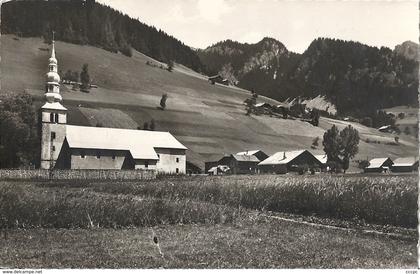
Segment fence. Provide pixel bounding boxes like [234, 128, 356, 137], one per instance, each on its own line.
[0, 169, 156, 181]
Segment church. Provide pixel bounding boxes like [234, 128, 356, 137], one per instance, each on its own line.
[40, 39, 187, 174]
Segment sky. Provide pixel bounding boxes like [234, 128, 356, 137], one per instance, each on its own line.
[96, 0, 418, 53]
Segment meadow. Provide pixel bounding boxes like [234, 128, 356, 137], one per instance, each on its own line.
[0, 174, 417, 268]
[2, 35, 417, 172]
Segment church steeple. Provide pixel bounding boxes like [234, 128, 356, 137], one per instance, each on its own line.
[45, 34, 63, 104]
[40, 33, 67, 170]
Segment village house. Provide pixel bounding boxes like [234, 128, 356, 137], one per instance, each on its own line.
[236, 150, 269, 162]
[364, 157, 394, 173]
[40, 39, 187, 173]
[205, 150, 268, 175]
[258, 150, 322, 174]
[208, 74, 229, 85]
[207, 165, 231, 176]
[313, 154, 328, 170]
[391, 157, 419, 173]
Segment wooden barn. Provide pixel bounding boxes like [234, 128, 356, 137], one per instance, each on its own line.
[364, 157, 393, 173]
[313, 154, 328, 170]
[236, 150, 269, 162]
[208, 74, 228, 85]
[205, 152, 263, 175]
[258, 150, 322, 174]
[391, 157, 419, 172]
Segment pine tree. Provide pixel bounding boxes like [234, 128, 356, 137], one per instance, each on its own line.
[80, 63, 90, 92]
[160, 94, 168, 110]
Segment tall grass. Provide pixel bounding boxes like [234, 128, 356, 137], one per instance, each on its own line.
[0, 182, 245, 229]
[92, 174, 418, 228]
[1, 174, 416, 229]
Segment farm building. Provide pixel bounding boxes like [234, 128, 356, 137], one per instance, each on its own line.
[391, 157, 419, 172]
[378, 125, 392, 133]
[364, 158, 394, 173]
[207, 165, 230, 175]
[208, 74, 228, 85]
[40, 39, 187, 173]
[254, 103, 274, 115]
[313, 154, 328, 169]
[258, 150, 323, 174]
[236, 150, 269, 161]
[205, 150, 267, 174]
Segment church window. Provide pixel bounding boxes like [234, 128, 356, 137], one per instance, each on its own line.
[52, 146, 55, 152]
[54, 113, 59, 123]
[176, 157, 179, 163]
[176, 168, 179, 174]
[49, 65, 54, 71]
[50, 113, 54, 122]
[51, 132, 56, 141]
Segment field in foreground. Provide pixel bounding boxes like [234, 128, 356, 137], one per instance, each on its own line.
[0, 174, 417, 268]
[0, 220, 416, 268]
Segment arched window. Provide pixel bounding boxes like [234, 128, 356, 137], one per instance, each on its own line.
[55, 113, 59, 123]
[50, 113, 54, 122]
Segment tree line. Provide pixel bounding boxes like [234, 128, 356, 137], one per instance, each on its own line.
[1, 0, 203, 71]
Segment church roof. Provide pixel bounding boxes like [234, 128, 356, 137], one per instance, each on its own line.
[65, 125, 187, 160]
[41, 102, 67, 111]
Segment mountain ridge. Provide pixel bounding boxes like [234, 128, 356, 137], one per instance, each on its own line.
[198, 37, 418, 117]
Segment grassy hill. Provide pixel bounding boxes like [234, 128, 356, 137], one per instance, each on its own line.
[1, 35, 417, 171]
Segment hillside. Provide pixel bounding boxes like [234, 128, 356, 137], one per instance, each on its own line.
[1, 0, 203, 71]
[199, 38, 418, 117]
[1, 35, 417, 171]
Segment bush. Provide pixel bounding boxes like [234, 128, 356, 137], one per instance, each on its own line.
[361, 117, 373, 127]
[120, 44, 133, 57]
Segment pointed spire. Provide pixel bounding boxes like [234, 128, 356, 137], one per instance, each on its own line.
[51, 31, 56, 59]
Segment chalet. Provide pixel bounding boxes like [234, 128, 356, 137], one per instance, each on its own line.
[364, 157, 394, 173]
[258, 150, 322, 174]
[208, 75, 228, 85]
[236, 150, 269, 161]
[207, 165, 230, 175]
[205, 151, 265, 175]
[40, 38, 187, 174]
[313, 154, 328, 169]
[254, 103, 273, 115]
[378, 125, 392, 133]
[391, 157, 419, 172]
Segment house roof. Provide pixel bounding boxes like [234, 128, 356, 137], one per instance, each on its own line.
[258, 150, 306, 166]
[65, 125, 187, 160]
[392, 157, 419, 167]
[314, 154, 328, 164]
[366, 158, 393, 169]
[231, 154, 260, 162]
[255, 102, 271, 108]
[236, 150, 261, 156]
[378, 125, 391, 130]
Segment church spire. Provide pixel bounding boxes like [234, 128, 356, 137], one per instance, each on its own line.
[45, 31, 62, 104]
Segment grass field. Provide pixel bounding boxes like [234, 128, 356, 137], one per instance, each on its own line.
[1, 35, 417, 171]
[0, 174, 417, 268]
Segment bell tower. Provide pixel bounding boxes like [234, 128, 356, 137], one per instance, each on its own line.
[40, 35, 67, 169]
